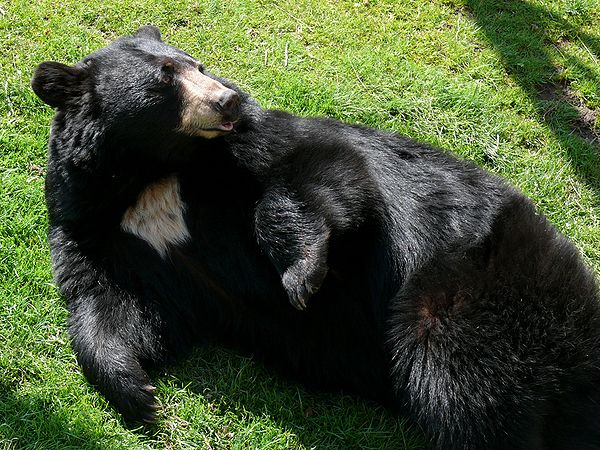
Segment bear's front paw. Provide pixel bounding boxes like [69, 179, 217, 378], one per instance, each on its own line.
[104, 378, 161, 424]
[282, 259, 328, 310]
[123, 384, 161, 424]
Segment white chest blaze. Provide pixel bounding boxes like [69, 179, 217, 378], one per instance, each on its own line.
[120, 176, 190, 257]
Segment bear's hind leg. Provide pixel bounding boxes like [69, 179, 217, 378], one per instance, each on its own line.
[388, 237, 600, 450]
[387, 256, 555, 449]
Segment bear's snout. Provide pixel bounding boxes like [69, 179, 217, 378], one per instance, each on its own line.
[213, 89, 240, 123]
[177, 68, 240, 138]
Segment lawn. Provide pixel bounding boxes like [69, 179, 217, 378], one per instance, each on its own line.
[1, 0, 598, 448]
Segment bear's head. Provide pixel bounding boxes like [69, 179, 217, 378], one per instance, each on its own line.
[31, 25, 241, 140]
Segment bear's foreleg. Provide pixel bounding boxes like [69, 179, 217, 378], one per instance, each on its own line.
[68, 288, 162, 423]
[254, 186, 330, 310]
[51, 228, 163, 423]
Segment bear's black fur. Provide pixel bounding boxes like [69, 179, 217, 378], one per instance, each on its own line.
[32, 26, 600, 449]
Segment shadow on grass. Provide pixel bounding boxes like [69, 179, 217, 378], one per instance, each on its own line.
[465, 0, 599, 192]
[0, 381, 104, 450]
[157, 346, 425, 450]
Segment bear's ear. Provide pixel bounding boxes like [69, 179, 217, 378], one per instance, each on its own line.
[31, 62, 87, 108]
[134, 25, 162, 42]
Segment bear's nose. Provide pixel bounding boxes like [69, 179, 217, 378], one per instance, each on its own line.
[215, 90, 240, 118]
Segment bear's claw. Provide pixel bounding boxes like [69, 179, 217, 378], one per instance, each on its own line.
[282, 259, 328, 310]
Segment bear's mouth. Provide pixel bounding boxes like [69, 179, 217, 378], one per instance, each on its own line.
[218, 122, 234, 132]
[199, 121, 235, 133]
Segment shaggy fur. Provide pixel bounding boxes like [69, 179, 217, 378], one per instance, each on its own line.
[32, 26, 600, 449]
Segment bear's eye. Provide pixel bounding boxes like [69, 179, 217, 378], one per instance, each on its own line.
[160, 60, 175, 84]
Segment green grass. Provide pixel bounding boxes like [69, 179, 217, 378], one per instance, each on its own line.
[1, 0, 599, 448]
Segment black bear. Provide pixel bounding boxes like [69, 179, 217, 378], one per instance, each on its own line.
[31, 26, 600, 449]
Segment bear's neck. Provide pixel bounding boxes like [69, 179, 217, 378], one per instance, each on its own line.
[223, 107, 289, 179]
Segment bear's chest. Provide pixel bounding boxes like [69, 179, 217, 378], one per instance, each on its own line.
[120, 175, 191, 257]
[118, 173, 275, 301]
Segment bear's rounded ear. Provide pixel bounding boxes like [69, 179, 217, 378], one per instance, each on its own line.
[134, 25, 162, 42]
[31, 62, 87, 108]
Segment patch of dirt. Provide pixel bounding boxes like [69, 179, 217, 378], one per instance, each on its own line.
[539, 80, 599, 146]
